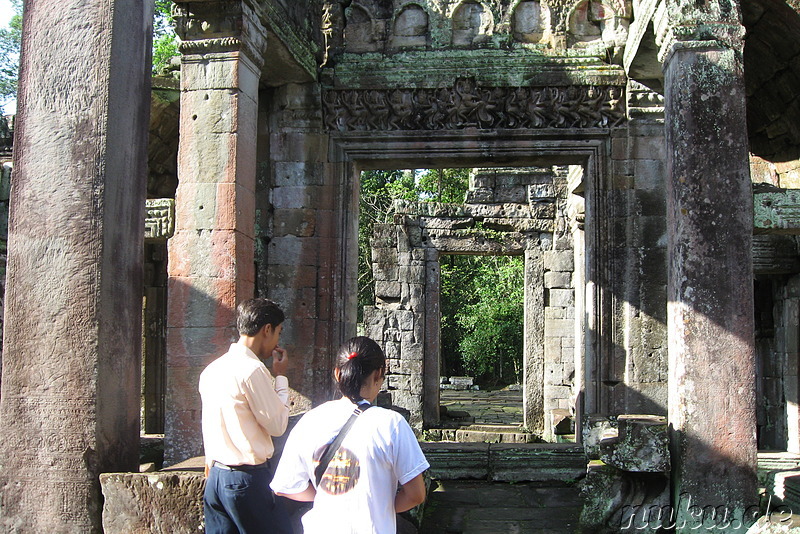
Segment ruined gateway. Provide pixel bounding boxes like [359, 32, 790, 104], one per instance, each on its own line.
[1, 0, 800, 531]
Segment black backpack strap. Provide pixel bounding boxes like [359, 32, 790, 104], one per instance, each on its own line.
[314, 403, 371, 487]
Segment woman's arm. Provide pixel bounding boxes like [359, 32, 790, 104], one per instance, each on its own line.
[276, 482, 317, 502]
[395, 474, 426, 513]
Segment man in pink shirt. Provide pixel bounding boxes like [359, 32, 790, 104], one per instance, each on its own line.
[199, 298, 292, 533]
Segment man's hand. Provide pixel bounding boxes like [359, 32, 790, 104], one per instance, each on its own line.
[272, 346, 289, 376]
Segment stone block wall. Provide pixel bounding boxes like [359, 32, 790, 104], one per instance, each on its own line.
[588, 79, 668, 417]
[544, 249, 576, 418]
[364, 223, 427, 427]
[260, 83, 350, 412]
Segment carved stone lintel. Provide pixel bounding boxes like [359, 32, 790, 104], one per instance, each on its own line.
[323, 81, 626, 132]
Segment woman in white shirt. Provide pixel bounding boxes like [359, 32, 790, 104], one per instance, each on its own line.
[270, 336, 429, 534]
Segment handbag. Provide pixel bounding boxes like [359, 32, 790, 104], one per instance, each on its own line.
[314, 402, 371, 487]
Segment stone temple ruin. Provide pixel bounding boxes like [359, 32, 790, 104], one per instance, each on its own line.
[4, 0, 800, 531]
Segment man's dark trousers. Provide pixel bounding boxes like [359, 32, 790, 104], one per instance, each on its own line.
[204, 462, 292, 534]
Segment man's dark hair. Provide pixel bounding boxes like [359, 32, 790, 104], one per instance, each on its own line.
[236, 298, 284, 336]
[335, 336, 386, 403]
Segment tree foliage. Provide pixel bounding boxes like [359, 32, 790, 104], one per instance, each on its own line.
[359, 168, 524, 386]
[0, 0, 21, 112]
[452, 255, 524, 385]
[153, 0, 178, 75]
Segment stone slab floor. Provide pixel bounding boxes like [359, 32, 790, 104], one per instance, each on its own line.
[420, 479, 581, 533]
[440, 388, 524, 426]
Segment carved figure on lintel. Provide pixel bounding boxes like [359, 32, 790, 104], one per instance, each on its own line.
[578, 86, 603, 127]
[364, 90, 390, 130]
[503, 87, 529, 128]
[599, 86, 625, 127]
[343, 90, 369, 130]
[526, 88, 552, 128]
[414, 90, 446, 130]
[388, 90, 414, 130]
[390, 4, 428, 49]
[322, 91, 342, 130]
[452, 0, 494, 46]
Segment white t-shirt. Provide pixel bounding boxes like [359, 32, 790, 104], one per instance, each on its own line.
[270, 397, 430, 534]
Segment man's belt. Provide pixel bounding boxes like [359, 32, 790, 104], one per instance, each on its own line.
[213, 461, 269, 471]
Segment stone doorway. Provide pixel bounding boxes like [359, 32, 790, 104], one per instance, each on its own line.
[359, 161, 590, 442]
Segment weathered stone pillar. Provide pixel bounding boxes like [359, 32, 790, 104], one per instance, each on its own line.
[165, 0, 267, 464]
[524, 247, 545, 435]
[661, 4, 757, 529]
[0, 0, 151, 529]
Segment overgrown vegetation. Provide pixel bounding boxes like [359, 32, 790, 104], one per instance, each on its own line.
[359, 168, 524, 386]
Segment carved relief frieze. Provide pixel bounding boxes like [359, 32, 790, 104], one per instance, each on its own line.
[323, 79, 625, 131]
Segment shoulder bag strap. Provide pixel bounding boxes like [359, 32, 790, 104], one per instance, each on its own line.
[314, 403, 371, 487]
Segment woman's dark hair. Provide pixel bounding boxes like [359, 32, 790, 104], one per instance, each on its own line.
[236, 298, 284, 336]
[336, 336, 386, 403]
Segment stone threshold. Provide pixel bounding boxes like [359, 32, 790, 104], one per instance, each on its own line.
[424, 424, 538, 444]
[421, 442, 586, 483]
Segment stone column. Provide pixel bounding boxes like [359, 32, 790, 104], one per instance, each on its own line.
[165, 0, 267, 464]
[0, 0, 151, 529]
[524, 247, 545, 435]
[661, 7, 757, 529]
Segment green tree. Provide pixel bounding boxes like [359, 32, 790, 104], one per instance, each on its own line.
[0, 0, 21, 112]
[455, 255, 524, 385]
[439, 254, 481, 376]
[152, 0, 179, 75]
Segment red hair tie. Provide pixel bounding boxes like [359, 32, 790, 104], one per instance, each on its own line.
[348, 352, 358, 360]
